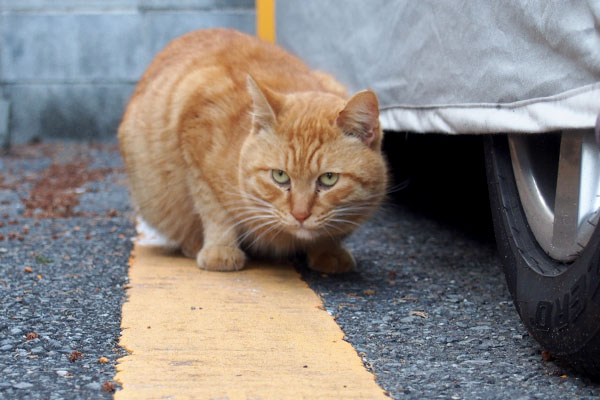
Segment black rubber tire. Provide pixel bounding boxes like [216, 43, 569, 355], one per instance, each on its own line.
[484, 134, 600, 379]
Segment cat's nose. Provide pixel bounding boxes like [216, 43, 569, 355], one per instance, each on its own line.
[292, 210, 311, 223]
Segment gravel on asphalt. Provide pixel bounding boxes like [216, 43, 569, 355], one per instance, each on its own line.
[0, 142, 135, 399]
[301, 205, 600, 399]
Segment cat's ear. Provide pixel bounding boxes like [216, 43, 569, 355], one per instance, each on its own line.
[247, 75, 283, 132]
[336, 89, 381, 148]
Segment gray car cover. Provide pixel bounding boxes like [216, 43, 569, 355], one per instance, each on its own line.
[276, 0, 600, 134]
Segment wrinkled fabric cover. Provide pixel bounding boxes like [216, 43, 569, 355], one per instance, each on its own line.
[276, 0, 600, 134]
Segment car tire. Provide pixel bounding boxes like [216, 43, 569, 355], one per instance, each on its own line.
[485, 133, 600, 379]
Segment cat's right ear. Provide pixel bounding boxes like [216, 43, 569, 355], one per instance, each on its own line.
[247, 75, 282, 132]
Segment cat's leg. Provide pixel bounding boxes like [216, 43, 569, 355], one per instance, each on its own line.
[306, 241, 356, 274]
[187, 179, 246, 271]
[180, 222, 204, 259]
[196, 216, 246, 271]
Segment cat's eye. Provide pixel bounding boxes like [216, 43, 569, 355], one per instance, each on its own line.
[272, 169, 290, 185]
[318, 172, 339, 187]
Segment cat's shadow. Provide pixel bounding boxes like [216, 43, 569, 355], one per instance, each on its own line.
[141, 245, 297, 273]
[290, 252, 365, 283]
[139, 245, 367, 279]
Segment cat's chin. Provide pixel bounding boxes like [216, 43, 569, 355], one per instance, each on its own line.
[291, 227, 316, 241]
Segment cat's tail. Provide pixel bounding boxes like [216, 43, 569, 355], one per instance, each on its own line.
[135, 215, 180, 249]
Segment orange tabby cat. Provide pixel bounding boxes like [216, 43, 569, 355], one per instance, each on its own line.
[118, 29, 388, 273]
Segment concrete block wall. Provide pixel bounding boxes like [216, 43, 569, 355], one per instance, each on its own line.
[0, 0, 255, 144]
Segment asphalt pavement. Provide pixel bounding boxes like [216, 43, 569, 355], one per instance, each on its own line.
[0, 142, 135, 399]
[0, 140, 599, 399]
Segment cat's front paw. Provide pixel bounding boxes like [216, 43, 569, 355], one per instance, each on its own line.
[307, 245, 356, 274]
[197, 245, 246, 271]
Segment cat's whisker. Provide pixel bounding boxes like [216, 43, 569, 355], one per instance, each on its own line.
[332, 211, 372, 217]
[271, 226, 285, 241]
[217, 212, 276, 243]
[248, 225, 285, 253]
[221, 199, 278, 221]
[227, 205, 267, 212]
[244, 221, 282, 250]
[238, 225, 278, 249]
[352, 189, 392, 202]
[333, 205, 377, 214]
[333, 206, 374, 213]
[319, 223, 339, 240]
[228, 207, 274, 219]
[337, 202, 374, 208]
[345, 197, 385, 205]
[245, 195, 274, 210]
[220, 199, 271, 212]
[320, 206, 374, 223]
[237, 218, 279, 244]
[327, 218, 362, 228]
[222, 190, 275, 210]
[232, 213, 277, 228]
[321, 221, 347, 236]
[218, 197, 276, 216]
[385, 179, 410, 195]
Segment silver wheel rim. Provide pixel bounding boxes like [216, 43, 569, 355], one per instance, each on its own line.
[509, 130, 600, 262]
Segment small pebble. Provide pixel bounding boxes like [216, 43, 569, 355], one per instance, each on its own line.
[13, 382, 34, 389]
[84, 382, 101, 390]
[9, 328, 22, 336]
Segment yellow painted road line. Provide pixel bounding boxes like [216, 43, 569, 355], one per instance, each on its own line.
[115, 244, 388, 399]
[256, 0, 276, 43]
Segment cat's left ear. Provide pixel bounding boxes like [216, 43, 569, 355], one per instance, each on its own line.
[336, 89, 381, 149]
[247, 75, 283, 132]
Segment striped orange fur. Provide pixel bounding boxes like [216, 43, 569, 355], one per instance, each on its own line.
[118, 29, 388, 273]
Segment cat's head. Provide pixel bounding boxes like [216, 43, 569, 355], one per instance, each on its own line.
[237, 76, 388, 245]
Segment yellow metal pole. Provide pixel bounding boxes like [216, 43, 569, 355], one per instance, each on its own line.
[256, 0, 276, 43]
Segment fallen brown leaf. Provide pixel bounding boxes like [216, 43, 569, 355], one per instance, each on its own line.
[411, 311, 429, 319]
[101, 381, 115, 392]
[68, 350, 83, 362]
